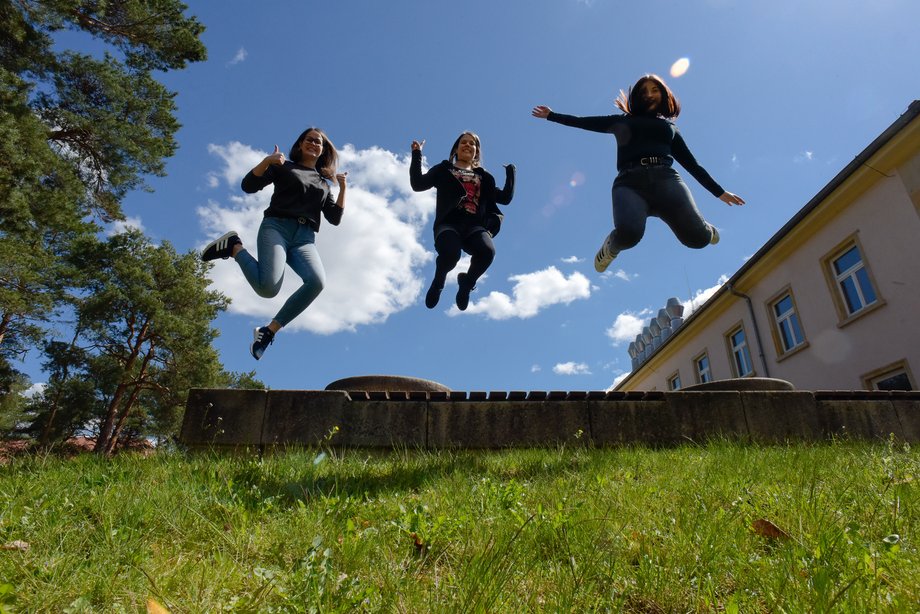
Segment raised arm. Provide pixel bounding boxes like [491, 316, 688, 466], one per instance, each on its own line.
[408, 139, 436, 192]
[241, 144, 286, 193]
[496, 163, 515, 204]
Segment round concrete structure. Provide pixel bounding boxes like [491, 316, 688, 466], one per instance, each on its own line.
[683, 377, 795, 391]
[325, 375, 451, 392]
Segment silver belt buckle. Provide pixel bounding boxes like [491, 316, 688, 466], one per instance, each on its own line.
[297, 216, 308, 225]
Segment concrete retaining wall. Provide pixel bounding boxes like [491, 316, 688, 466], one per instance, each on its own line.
[179, 388, 920, 449]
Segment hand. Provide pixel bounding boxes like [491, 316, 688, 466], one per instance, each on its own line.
[719, 191, 745, 206]
[265, 145, 285, 166]
[336, 171, 348, 188]
[411, 139, 425, 151]
[531, 105, 552, 119]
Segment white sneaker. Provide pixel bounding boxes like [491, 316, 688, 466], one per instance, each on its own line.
[594, 235, 618, 273]
[710, 225, 720, 245]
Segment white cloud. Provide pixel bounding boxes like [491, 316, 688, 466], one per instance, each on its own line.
[22, 383, 46, 398]
[206, 174, 219, 188]
[561, 256, 583, 264]
[228, 47, 247, 65]
[612, 268, 636, 282]
[681, 274, 729, 316]
[198, 142, 435, 334]
[553, 362, 591, 375]
[794, 150, 815, 163]
[108, 216, 145, 236]
[531, 364, 541, 373]
[609, 371, 630, 390]
[452, 266, 591, 319]
[605, 309, 652, 346]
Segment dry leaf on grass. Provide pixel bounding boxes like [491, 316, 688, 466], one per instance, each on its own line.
[147, 597, 170, 613]
[0, 540, 29, 551]
[752, 518, 790, 540]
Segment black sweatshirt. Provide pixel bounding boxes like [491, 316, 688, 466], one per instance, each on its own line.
[241, 161, 343, 231]
[547, 111, 725, 198]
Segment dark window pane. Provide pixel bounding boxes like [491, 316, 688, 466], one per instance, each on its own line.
[840, 277, 862, 313]
[875, 373, 912, 391]
[833, 246, 860, 275]
[855, 268, 877, 304]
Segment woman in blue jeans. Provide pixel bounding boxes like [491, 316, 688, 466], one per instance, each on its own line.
[201, 127, 347, 360]
[532, 74, 744, 272]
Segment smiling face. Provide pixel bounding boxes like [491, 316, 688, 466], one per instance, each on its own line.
[451, 132, 481, 168]
[298, 130, 324, 162]
[636, 79, 663, 114]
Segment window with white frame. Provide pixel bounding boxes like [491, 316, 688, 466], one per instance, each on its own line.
[728, 326, 754, 377]
[695, 353, 712, 384]
[772, 293, 806, 353]
[667, 372, 682, 390]
[831, 244, 878, 316]
[865, 363, 915, 391]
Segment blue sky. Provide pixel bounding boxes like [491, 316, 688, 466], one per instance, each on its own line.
[27, 0, 920, 392]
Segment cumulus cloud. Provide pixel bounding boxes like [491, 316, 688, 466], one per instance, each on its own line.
[228, 47, 247, 66]
[611, 268, 637, 282]
[197, 142, 435, 334]
[22, 383, 47, 398]
[553, 362, 591, 375]
[108, 216, 145, 236]
[452, 266, 591, 319]
[682, 274, 729, 316]
[560, 256, 583, 264]
[605, 309, 653, 346]
[609, 371, 630, 390]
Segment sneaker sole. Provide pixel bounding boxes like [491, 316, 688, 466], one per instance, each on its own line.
[202, 231, 239, 261]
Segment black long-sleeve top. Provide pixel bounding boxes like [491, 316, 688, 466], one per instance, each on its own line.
[547, 111, 725, 198]
[241, 161, 343, 232]
[409, 149, 515, 236]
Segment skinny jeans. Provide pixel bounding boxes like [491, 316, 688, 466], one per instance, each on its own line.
[234, 217, 325, 327]
[607, 165, 715, 251]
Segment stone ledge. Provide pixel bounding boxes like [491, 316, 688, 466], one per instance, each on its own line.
[179, 388, 920, 449]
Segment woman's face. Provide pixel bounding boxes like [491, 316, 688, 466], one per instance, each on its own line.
[455, 134, 478, 165]
[299, 130, 324, 160]
[637, 80, 663, 113]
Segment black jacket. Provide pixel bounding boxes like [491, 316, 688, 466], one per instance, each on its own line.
[241, 161, 343, 232]
[409, 149, 515, 237]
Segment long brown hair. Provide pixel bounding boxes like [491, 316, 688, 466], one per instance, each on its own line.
[615, 74, 681, 119]
[448, 131, 482, 168]
[289, 127, 338, 179]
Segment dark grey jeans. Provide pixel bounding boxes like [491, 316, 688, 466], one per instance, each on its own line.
[608, 165, 715, 251]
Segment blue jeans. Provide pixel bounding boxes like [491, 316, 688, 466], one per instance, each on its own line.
[608, 166, 715, 251]
[234, 217, 325, 327]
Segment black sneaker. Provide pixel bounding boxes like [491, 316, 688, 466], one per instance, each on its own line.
[201, 231, 242, 262]
[250, 326, 275, 360]
[425, 280, 443, 309]
[455, 273, 475, 311]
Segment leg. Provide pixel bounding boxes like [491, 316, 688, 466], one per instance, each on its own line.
[653, 169, 714, 249]
[425, 228, 462, 308]
[456, 229, 494, 310]
[234, 218, 289, 298]
[609, 184, 650, 251]
[273, 225, 326, 327]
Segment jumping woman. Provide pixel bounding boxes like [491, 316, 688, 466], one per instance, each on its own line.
[532, 74, 744, 272]
[201, 127, 347, 360]
[409, 132, 515, 310]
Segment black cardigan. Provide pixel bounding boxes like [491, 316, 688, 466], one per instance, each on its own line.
[409, 149, 515, 237]
[241, 161, 343, 232]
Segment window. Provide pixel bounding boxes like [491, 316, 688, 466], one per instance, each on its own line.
[667, 372, 682, 390]
[822, 236, 884, 324]
[769, 290, 806, 356]
[863, 361, 915, 391]
[727, 326, 754, 377]
[695, 353, 712, 384]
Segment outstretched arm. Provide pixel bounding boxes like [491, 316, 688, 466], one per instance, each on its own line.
[719, 191, 745, 206]
[532, 105, 617, 133]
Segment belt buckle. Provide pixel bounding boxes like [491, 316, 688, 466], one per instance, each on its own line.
[640, 157, 651, 166]
[297, 216, 308, 225]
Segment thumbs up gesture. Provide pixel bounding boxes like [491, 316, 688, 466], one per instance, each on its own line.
[265, 144, 286, 166]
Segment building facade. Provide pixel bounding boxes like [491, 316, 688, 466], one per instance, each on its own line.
[617, 101, 920, 392]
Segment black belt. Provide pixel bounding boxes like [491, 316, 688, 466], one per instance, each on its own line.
[620, 156, 673, 171]
[265, 213, 313, 225]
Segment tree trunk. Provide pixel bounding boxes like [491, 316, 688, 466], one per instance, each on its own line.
[104, 345, 154, 455]
[0, 312, 11, 348]
[40, 329, 82, 446]
[96, 320, 149, 454]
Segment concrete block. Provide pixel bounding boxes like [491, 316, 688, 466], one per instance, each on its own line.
[428, 400, 589, 448]
[180, 388, 267, 448]
[589, 398, 678, 446]
[663, 391, 747, 441]
[262, 390, 426, 448]
[741, 391, 819, 442]
[814, 398, 903, 441]
[263, 390, 426, 448]
[892, 398, 920, 442]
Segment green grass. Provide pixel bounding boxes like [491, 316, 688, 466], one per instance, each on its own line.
[0, 439, 917, 612]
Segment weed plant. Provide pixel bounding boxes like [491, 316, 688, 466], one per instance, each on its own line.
[0, 439, 917, 612]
